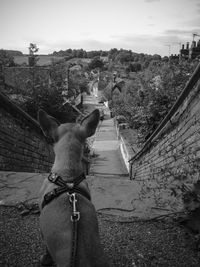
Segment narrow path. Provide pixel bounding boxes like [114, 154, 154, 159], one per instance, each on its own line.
[83, 93, 140, 218]
[91, 116, 128, 177]
[83, 93, 128, 178]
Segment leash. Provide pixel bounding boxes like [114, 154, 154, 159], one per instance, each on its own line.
[69, 193, 79, 267]
[41, 172, 91, 267]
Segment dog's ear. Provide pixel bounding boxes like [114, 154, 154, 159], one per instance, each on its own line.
[81, 109, 100, 137]
[38, 109, 60, 142]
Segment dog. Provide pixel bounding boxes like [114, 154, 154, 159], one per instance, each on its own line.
[38, 109, 109, 267]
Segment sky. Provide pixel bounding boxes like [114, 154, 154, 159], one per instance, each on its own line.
[0, 0, 200, 56]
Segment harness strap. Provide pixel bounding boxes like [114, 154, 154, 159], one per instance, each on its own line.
[42, 187, 91, 209]
[48, 172, 86, 187]
[41, 172, 91, 209]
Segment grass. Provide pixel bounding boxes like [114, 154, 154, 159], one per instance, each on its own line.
[13, 56, 91, 66]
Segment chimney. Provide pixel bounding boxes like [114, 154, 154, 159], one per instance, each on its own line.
[192, 41, 196, 48]
[182, 44, 184, 50]
[186, 42, 189, 50]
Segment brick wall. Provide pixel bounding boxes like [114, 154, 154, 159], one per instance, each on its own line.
[0, 92, 54, 172]
[130, 81, 200, 212]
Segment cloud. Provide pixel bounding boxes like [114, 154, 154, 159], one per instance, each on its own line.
[163, 28, 200, 42]
[144, 0, 160, 2]
[33, 38, 115, 53]
[109, 31, 192, 56]
[186, 17, 200, 27]
[164, 29, 192, 35]
[196, 2, 200, 13]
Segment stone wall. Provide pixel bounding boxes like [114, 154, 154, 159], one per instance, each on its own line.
[130, 81, 200, 213]
[0, 92, 54, 172]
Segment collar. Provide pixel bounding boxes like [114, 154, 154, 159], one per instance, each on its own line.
[48, 172, 86, 188]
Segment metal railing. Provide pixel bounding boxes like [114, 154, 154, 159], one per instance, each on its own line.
[128, 62, 200, 167]
[0, 91, 40, 131]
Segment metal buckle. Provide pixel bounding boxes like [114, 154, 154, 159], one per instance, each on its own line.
[48, 173, 58, 183]
[71, 211, 80, 222]
[66, 182, 74, 189]
[44, 189, 57, 203]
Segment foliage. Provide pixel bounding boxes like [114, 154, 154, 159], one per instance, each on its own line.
[88, 57, 104, 70]
[0, 50, 15, 82]
[28, 43, 39, 67]
[126, 62, 142, 72]
[10, 61, 89, 122]
[109, 59, 198, 143]
[52, 49, 109, 59]
[20, 84, 76, 122]
[0, 49, 15, 67]
[115, 50, 133, 64]
[29, 43, 39, 55]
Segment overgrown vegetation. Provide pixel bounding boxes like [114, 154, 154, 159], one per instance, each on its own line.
[104, 59, 198, 143]
[2, 46, 199, 139]
[1, 54, 88, 122]
[21, 61, 89, 122]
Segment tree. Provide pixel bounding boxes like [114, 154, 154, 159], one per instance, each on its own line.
[116, 50, 133, 64]
[108, 48, 118, 61]
[28, 43, 39, 67]
[15, 61, 83, 122]
[106, 59, 197, 143]
[88, 57, 104, 70]
[0, 49, 15, 67]
[0, 50, 15, 83]
[126, 62, 142, 72]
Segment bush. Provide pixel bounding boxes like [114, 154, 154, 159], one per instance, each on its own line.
[88, 57, 104, 70]
[19, 85, 76, 123]
[109, 60, 197, 143]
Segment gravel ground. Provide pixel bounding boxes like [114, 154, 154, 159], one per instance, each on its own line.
[0, 206, 200, 267]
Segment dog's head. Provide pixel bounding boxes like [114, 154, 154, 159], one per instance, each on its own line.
[38, 109, 100, 172]
[38, 109, 100, 145]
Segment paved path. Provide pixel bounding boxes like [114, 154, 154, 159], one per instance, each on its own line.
[0, 172, 47, 206]
[83, 94, 140, 218]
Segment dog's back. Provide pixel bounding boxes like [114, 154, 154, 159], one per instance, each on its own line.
[38, 109, 110, 267]
[40, 193, 108, 267]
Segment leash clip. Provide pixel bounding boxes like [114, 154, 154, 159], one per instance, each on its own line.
[69, 193, 80, 222]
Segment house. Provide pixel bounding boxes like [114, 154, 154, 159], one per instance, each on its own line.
[180, 40, 200, 60]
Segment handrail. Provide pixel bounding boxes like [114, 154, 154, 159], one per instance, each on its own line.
[0, 91, 41, 131]
[129, 62, 200, 163]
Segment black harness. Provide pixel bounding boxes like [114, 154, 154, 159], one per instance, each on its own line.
[41, 172, 91, 267]
[42, 172, 91, 209]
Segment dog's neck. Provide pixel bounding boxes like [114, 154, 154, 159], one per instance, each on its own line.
[51, 136, 84, 181]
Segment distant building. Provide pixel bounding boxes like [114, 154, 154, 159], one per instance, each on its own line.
[180, 42, 190, 60]
[189, 40, 200, 59]
[169, 54, 179, 61]
[180, 40, 200, 60]
[112, 86, 122, 103]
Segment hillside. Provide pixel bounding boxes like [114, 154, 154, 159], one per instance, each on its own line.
[13, 55, 65, 66]
[4, 50, 23, 56]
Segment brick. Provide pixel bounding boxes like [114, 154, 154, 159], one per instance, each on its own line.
[0, 106, 53, 172]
